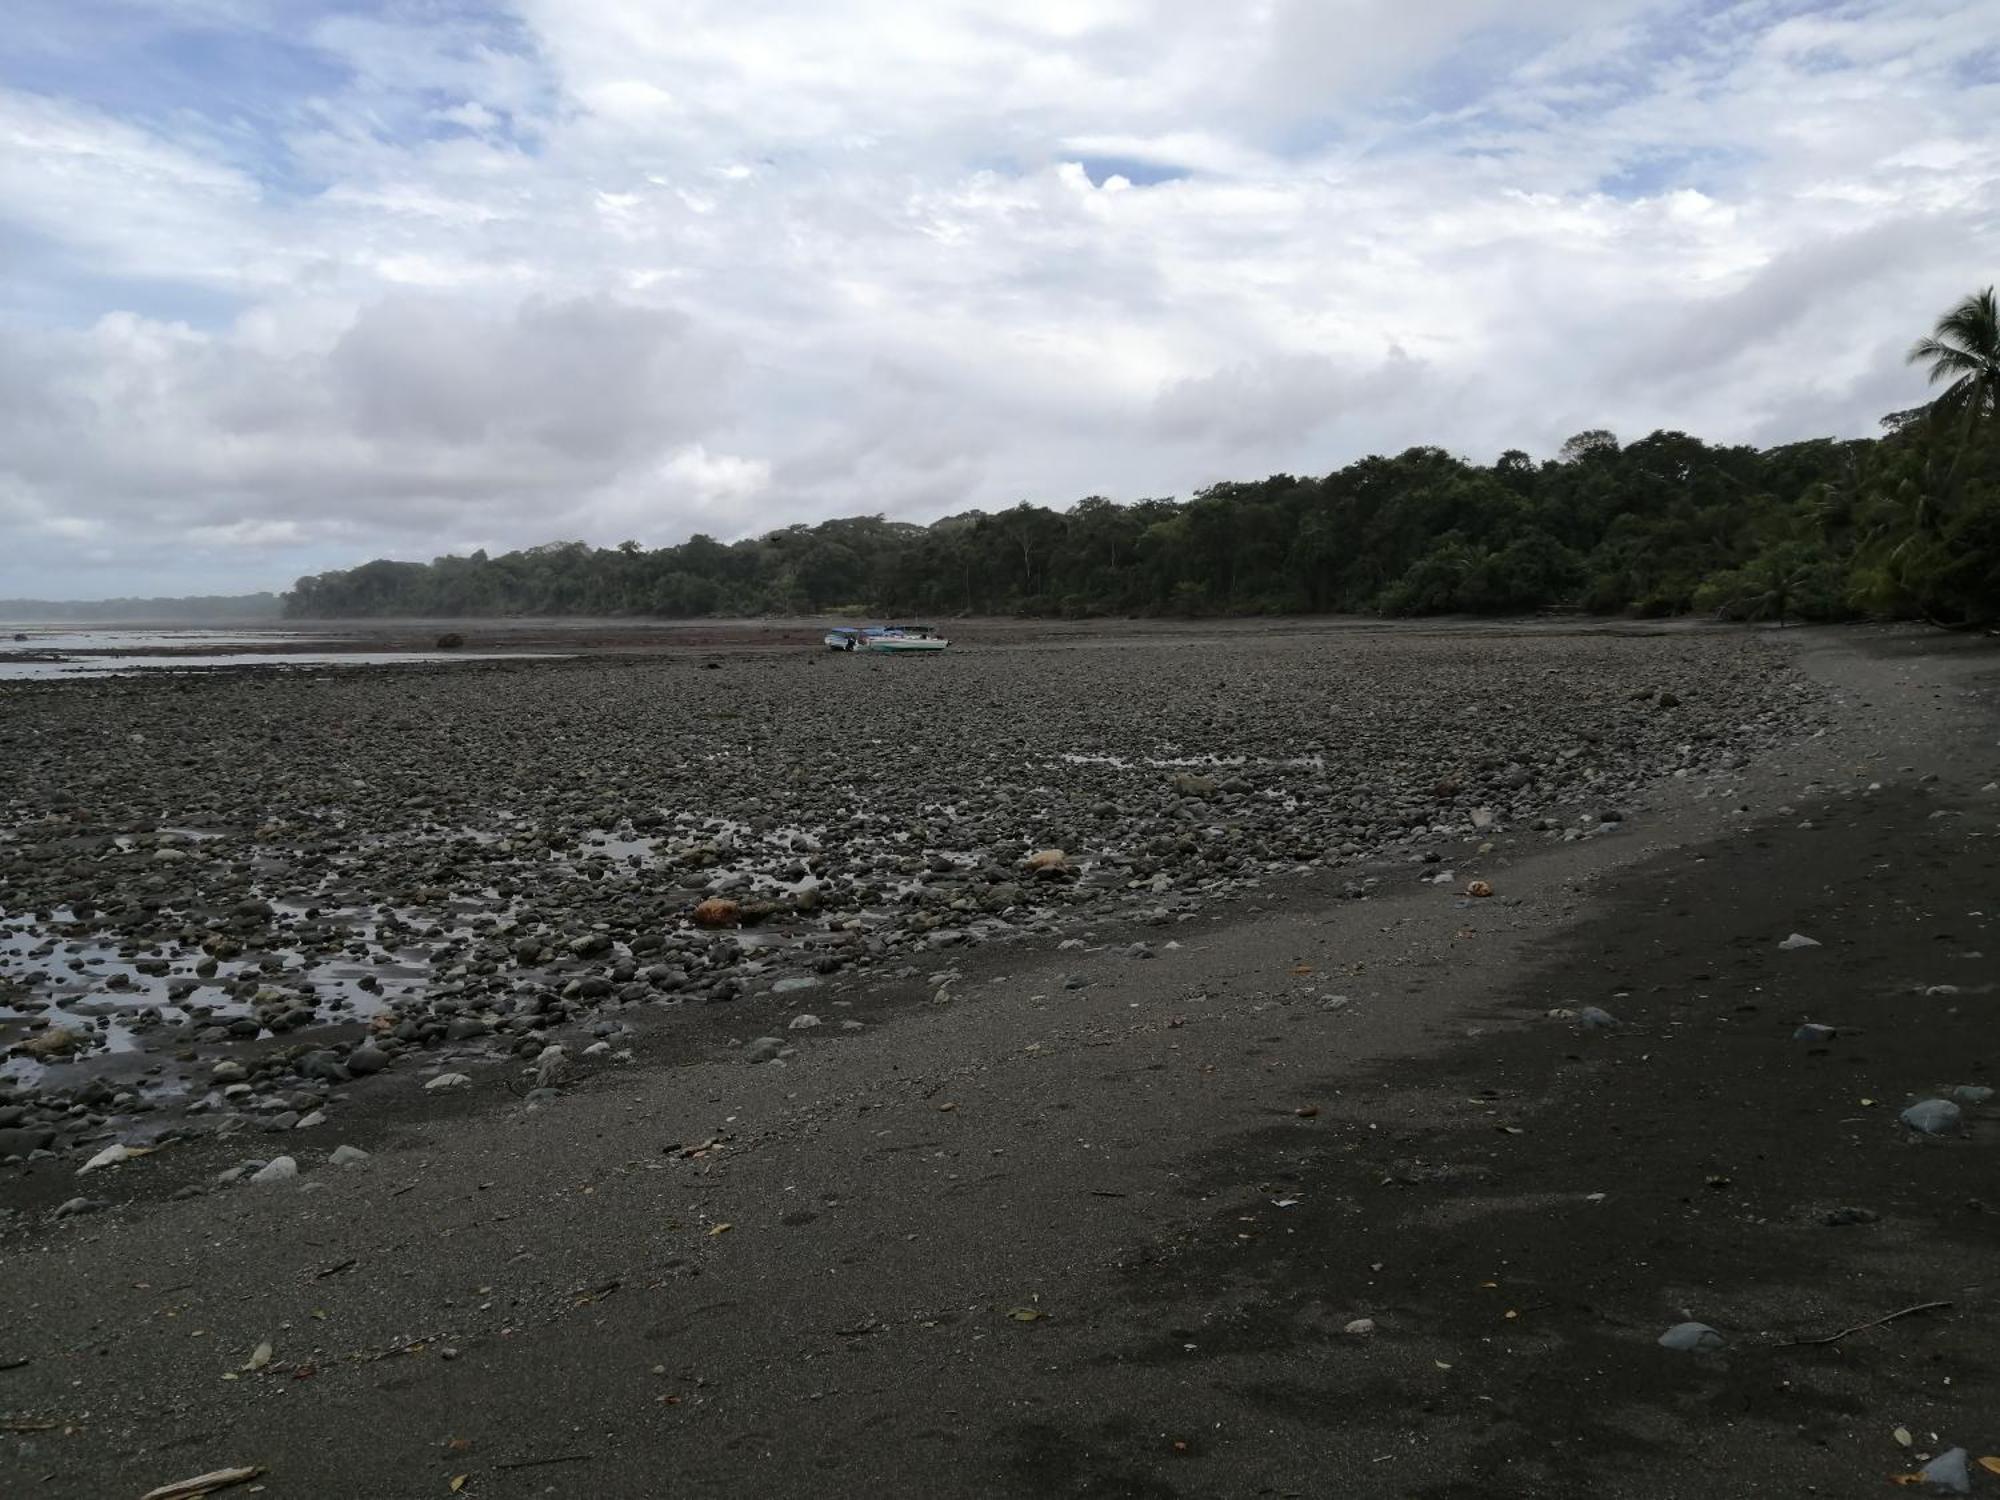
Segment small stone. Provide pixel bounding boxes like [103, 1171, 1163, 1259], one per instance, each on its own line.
[1342, 1317, 1376, 1336]
[77, 1143, 135, 1174]
[294, 1110, 327, 1130]
[1793, 1023, 1836, 1043]
[1777, 933, 1821, 951]
[1949, 1085, 1993, 1106]
[1657, 1321, 1724, 1352]
[250, 1156, 298, 1184]
[55, 1196, 105, 1218]
[1577, 1006, 1619, 1030]
[787, 1013, 822, 1030]
[1917, 1448, 1971, 1495]
[425, 1072, 472, 1091]
[345, 1045, 390, 1076]
[1900, 1099, 1962, 1135]
[329, 1145, 370, 1167]
[211, 1060, 247, 1083]
[1465, 879, 1493, 898]
[1819, 1206, 1878, 1226]
[744, 1037, 784, 1064]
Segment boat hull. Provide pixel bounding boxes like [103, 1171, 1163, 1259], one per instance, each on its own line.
[865, 638, 948, 653]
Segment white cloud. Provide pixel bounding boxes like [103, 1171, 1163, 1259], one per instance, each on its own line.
[0, 0, 1997, 595]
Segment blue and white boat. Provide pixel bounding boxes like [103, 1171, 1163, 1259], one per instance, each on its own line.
[823, 624, 950, 654]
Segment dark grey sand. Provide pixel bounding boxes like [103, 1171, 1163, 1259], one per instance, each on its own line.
[2, 620, 1995, 1497]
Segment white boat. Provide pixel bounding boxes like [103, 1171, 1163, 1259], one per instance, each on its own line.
[824, 624, 950, 654]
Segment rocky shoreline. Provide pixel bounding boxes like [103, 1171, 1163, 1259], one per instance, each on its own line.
[3, 621, 1995, 1498]
[2, 625, 1824, 1186]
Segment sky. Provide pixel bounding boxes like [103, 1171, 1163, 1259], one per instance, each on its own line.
[2, 1, 1997, 599]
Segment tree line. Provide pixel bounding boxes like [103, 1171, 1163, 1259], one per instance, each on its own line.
[285, 290, 2000, 627]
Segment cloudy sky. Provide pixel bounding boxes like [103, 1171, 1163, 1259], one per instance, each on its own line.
[3, 0, 1997, 598]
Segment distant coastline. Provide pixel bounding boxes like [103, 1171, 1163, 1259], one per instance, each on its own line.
[0, 593, 282, 624]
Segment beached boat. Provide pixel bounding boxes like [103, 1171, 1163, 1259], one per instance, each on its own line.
[823, 624, 950, 654]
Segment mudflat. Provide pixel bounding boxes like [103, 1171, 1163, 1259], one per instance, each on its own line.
[1, 620, 1995, 1498]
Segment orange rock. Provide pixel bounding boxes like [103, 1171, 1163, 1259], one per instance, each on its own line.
[692, 897, 742, 929]
[1023, 849, 1073, 879]
[1466, 880, 1493, 898]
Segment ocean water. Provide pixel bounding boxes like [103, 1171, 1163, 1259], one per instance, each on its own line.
[0, 624, 561, 680]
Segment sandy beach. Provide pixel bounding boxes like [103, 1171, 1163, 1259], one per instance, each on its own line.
[2, 619, 1995, 1498]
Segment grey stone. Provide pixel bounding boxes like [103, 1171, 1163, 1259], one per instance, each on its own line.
[1900, 1099, 1962, 1135]
[0, 1127, 56, 1159]
[744, 1037, 784, 1064]
[1656, 1322, 1724, 1352]
[55, 1196, 105, 1218]
[250, 1155, 298, 1184]
[1777, 933, 1821, 951]
[329, 1144, 370, 1167]
[1577, 1006, 1619, 1030]
[345, 1044, 390, 1075]
[1949, 1085, 1993, 1106]
[787, 1013, 822, 1030]
[1917, 1448, 1970, 1495]
[1793, 1023, 1836, 1043]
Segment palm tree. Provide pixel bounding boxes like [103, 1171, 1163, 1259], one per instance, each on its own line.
[1907, 286, 2000, 423]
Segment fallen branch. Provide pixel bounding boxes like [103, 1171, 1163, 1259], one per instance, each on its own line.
[1784, 1301, 1952, 1348]
[140, 1466, 265, 1500]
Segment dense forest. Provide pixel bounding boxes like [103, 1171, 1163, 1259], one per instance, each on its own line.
[286, 292, 2000, 627]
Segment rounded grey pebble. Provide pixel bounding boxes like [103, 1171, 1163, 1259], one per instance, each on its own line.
[1900, 1099, 1962, 1135]
[1656, 1322, 1725, 1352]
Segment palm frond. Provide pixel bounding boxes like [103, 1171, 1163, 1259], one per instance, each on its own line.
[1932, 287, 2000, 359]
[1907, 338, 1982, 382]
